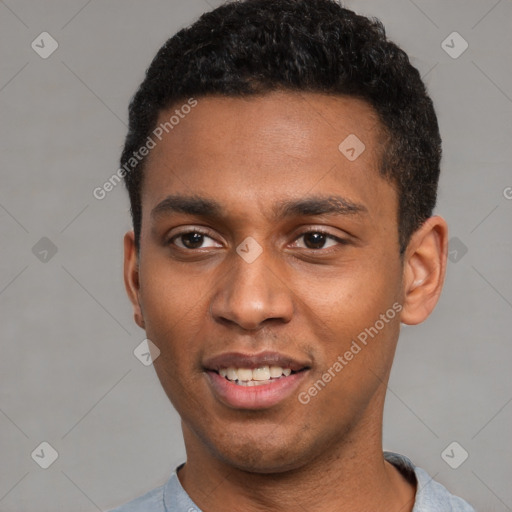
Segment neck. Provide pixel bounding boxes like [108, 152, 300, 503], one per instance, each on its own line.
[178, 411, 415, 512]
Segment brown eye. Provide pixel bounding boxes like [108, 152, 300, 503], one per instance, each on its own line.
[180, 232, 205, 249]
[170, 231, 221, 250]
[303, 232, 328, 249]
[294, 231, 342, 250]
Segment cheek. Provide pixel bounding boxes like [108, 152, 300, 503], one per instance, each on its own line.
[140, 253, 204, 320]
[138, 261, 209, 366]
[140, 268, 210, 412]
[294, 255, 400, 324]
[293, 256, 402, 378]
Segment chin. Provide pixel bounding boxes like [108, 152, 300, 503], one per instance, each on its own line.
[205, 426, 314, 474]
[219, 447, 308, 474]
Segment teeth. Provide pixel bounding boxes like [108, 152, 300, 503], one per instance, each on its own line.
[219, 365, 293, 383]
[237, 380, 261, 387]
[227, 367, 238, 380]
[269, 365, 284, 378]
[237, 368, 253, 381]
[252, 366, 270, 381]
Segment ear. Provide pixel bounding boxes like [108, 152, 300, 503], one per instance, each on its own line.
[123, 231, 145, 329]
[400, 216, 448, 325]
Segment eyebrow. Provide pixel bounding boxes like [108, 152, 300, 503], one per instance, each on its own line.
[273, 195, 367, 218]
[150, 194, 367, 222]
[151, 195, 222, 220]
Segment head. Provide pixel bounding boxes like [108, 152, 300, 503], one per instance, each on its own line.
[123, 0, 448, 474]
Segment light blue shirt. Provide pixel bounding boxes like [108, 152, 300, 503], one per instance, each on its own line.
[109, 452, 476, 511]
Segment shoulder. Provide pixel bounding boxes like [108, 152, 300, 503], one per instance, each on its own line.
[107, 484, 165, 512]
[106, 468, 199, 512]
[413, 465, 476, 512]
[384, 452, 476, 512]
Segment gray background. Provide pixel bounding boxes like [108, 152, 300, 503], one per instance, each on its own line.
[0, 0, 511, 510]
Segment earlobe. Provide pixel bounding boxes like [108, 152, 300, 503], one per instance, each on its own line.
[123, 231, 145, 330]
[400, 216, 448, 325]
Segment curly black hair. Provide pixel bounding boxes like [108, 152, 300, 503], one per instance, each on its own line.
[121, 0, 441, 254]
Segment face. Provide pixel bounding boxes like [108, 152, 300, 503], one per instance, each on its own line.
[124, 91, 445, 473]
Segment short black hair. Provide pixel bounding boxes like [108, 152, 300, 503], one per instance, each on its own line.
[121, 0, 441, 253]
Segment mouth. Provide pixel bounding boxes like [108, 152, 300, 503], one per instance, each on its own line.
[203, 351, 311, 409]
[217, 365, 298, 386]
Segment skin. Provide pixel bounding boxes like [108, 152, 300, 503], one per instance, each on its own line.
[124, 91, 448, 512]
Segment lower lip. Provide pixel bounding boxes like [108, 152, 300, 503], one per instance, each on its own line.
[206, 370, 307, 410]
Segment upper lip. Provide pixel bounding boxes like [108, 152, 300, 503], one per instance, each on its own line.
[203, 351, 311, 372]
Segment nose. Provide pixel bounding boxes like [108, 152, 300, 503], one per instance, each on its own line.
[210, 246, 294, 331]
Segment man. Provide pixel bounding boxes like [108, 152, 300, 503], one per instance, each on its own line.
[113, 0, 475, 510]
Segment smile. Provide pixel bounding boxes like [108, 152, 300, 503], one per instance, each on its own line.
[218, 365, 294, 386]
[203, 351, 311, 409]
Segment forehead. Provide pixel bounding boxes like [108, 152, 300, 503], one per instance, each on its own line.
[141, 91, 394, 222]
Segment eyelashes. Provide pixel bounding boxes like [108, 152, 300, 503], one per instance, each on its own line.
[170, 230, 221, 250]
[168, 227, 349, 252]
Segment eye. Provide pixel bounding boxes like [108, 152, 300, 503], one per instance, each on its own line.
[169, 230, 221, 250]
[293, 230, 345, 250]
